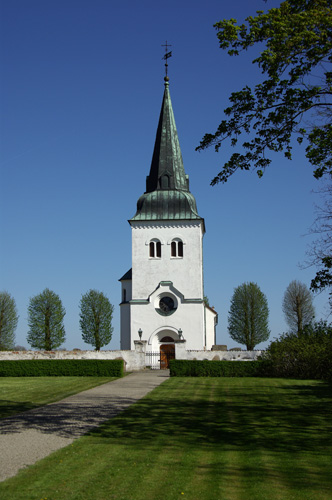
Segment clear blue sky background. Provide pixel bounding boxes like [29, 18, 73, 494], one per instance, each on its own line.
[1, 0, 329, 350]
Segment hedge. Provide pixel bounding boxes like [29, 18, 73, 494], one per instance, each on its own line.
[0, 359, 124, 377]
[169, 359, 269, 377]
[261, 323, 332, 381]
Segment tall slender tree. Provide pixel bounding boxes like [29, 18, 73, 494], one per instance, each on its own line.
[282, 280, 315, 336]
[27, 289, 66, 350]
[0, 291, 18, 350]
[79, 290, 113, 351]
[228, 282, 270, 350]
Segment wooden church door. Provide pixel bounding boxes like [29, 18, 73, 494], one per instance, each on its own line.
[160, 344, 175, 369]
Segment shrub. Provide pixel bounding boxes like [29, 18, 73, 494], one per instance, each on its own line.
[169, 359, 267, 377]
[262, 320, 332, 381]
[0, 359, 124, 377]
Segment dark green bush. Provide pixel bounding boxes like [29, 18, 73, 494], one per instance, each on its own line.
[261, 320, 332, 381]
[0, 359, 124, 377]
[169, 359, 267, 377]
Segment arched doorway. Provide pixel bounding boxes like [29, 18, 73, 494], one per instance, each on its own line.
[160, 336, 175, 369]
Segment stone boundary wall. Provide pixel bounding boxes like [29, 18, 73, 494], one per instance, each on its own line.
[175, 341, 262, 361]
[0, 342, 263, 372]
[180, 350, 263, 361]
[0, 347, 145, 372]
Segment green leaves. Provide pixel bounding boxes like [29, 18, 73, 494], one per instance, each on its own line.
[0, 291, 18, 350]
[310, 255, 332, 306]
[263, 320, 332, 380]
[307, 124, 332, 178]
[198, 0, 332, 184]
[228, 282, 270, 350]
[79, 290, 113, 351]
[27, 289, 66, 350]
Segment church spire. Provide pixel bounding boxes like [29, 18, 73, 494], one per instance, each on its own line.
[146, 78, 189, 193]
[130, 63, 204, 225]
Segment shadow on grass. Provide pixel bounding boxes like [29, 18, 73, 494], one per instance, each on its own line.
[0, 372, 168, 438]
[282, 381, 332, 400]
[0, 401, 38, 419]
[86, 380, 332, 454]
[187, 462, 332, 496]
[0, 378, 331, 455]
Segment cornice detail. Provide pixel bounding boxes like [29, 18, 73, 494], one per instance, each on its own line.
[131, 221, 202, 230]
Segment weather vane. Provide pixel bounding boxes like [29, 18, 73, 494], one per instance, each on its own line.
[162, 41, 172, 79]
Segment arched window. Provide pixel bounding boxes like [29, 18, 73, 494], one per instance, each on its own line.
[171, 239, 183, 258]
[149, 239, 161, 258]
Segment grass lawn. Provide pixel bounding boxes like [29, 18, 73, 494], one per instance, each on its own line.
[0, 377, 117, 418]
[0, 377, 331, 500]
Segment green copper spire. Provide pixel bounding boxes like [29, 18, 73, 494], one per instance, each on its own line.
[131, 78, 204, 224]
[146, 79, 189, 193]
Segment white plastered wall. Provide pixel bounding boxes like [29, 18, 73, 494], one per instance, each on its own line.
[120, 219, 217, 352]
[129, 282, 205, 351]
[130, 220, 204, 300]
[204, 306, 217, 350]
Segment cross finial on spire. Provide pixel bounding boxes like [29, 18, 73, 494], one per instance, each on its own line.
[161, 41, 172, 81]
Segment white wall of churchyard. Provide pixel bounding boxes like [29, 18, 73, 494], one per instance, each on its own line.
[0, 342, 263, 371]
[0, 343, 146, 372]
[174, 341, 262, 361]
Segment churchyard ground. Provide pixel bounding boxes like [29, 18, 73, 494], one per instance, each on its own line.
[0, 377, 117, 418]
[0, 377, 331, 500]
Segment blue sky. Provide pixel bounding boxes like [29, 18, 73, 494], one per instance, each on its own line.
[1, 0, 329, 350]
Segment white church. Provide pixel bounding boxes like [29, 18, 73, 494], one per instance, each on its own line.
[119, 74, 217, 364]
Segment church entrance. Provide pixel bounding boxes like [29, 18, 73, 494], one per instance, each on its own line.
[160, 337, 175, 369]
[145, 334, 177, 369]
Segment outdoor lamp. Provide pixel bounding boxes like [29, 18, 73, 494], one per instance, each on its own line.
[138, 328, 143, 340]
[178, 328, 183, 340]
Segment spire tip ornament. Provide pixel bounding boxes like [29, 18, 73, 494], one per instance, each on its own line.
[162, 41, 172, 81]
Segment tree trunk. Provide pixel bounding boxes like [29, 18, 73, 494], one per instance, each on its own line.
[45, 306, 51, 350]
[296, 297, 303, 337]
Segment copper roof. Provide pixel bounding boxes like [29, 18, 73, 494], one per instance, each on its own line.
[130, 80, 204, 225]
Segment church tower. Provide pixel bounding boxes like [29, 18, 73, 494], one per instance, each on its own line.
[119, 73, 217, 353]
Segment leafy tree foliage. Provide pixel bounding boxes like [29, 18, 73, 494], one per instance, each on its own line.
[311, 255, 332, 298]
[282, 280, 315, 335]
[79, 290, 113, 351]
[0, 291, 18, 350]
[27, 288, 66, 350]
[263, 320, 332, 380]
[197, 0, 332, 184]
[228, 282, 270, 350]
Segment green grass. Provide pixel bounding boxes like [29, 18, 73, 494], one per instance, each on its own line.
[0, 377, 117, 418]
[1, 378, 331, 500]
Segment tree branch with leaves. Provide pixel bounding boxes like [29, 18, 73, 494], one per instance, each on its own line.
[196, 0, 332, 184]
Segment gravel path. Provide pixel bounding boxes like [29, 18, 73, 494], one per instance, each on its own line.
[0, 370, 169, 481]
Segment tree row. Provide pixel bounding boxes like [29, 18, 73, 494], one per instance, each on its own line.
[0, 280, 316, 352]
[0, 289, 113, 351]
